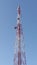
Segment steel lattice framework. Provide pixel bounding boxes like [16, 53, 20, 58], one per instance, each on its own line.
[14, 5, 27, 65]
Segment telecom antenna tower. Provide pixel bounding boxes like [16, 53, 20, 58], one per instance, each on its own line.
[14, 5, 27, 65]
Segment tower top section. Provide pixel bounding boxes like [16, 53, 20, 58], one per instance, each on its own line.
[17, 5, 21, 15]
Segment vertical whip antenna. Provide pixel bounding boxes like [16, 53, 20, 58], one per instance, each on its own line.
[17, 5, 20, 15]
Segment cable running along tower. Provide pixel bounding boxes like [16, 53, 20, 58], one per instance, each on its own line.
[14, 5, 27, 65]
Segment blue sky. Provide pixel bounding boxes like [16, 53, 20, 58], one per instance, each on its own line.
[0, 0, 37, 65]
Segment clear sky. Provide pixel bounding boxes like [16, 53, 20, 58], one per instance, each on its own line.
[0, 0, 37, 65]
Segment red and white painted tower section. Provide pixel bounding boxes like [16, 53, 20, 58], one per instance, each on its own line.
[14, 5, 27, 65]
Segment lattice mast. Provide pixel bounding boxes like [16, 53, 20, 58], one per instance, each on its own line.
[14, 5, 26, 65]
